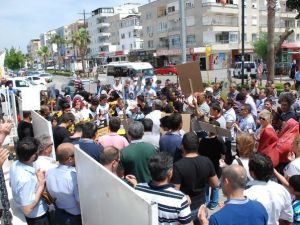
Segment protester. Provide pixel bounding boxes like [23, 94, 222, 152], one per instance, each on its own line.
[135, 152, 193, 225]
[278, 93, 296, 122]
[288, 175, 300, 225]
[234, 104, 256, 133]
[145, 99, 162, 135]
[141, 118, 159, 150]
[198, 165, 268, 225]
[171, 132, 218, 225]
[98, 116, 129, 150]
[245, 153, 293, 225]
[34, 135, 57, 171]
[120, 121, 156, 183]
[10, 137, 50, 225]
[17, 111, 34, 141]
[46, 143, 81, 225]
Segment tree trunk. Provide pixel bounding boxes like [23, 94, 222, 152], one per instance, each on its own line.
[44, 56, 47, 70]
[267, 0, 276, 82]
[274, 29, 294, 55]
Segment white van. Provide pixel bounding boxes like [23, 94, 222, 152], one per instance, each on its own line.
[233, 61, 257, 79]
[106, 61, 157, 85]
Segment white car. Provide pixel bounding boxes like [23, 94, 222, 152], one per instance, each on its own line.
[233, 61, 257, 79]
[27, 74, 53, 84]
[6, 77, 47, 92]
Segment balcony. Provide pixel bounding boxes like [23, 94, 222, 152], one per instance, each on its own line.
[202, 2, 239, 14]
[168, 26, 180, 32]
[98, 32, 110, 37]
[202, 16, 238, 26]
[98, 22, 110, 27]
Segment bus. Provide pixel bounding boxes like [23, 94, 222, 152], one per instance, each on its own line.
[106, 61, 157, 85]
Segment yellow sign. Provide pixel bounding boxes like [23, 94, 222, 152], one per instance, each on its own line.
[205, 46, 211, 57]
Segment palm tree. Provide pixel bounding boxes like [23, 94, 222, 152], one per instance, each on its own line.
[37, 46, 49, 70]
[70, 28, 90, 73]
[50, 34, 65, 71]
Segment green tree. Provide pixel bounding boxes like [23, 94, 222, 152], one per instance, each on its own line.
[70, 28, 90, 73]
[253, 33, 268, 62]
[4, 47, 25, 70]
[37, 46, 49, 69]
[50, 34, 65, 70]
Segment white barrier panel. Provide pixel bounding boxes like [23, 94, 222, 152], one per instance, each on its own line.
[31, 110, 55, 158]
[21, 89, 40, 111]
[75, 147, 158, 225]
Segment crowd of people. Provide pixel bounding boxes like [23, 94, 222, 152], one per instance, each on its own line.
[1, 75, 300, 225]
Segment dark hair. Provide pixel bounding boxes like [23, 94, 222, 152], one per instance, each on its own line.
[168, 113, 182, 130]
[236, 92, 246, 101]
[16, 137, 39, 162]
[143, 119, 153, 132]
[99, 146, 119, 166]
[137, 95, 145, 103]
[160, 116, 170, 129]
[249, 153, 274, 182]
[82, 122, 97, 139]
[109, 117, 121, 132]
[23, 111, 31, 119]
[182, 132, 199, 153]
[289, 175, 300, 192]
[284, 82, 291, 87]
[264, 98, 273, 105]
[100, 94, 107, 101]
[210, 120, 220, 127]
[60, 112, 75, 124]
[40, 105, 49, 116]
[243, 104, 252, 113]
[148, 152, 173, 182]
[211, 103, 221, 113]
[74, 124, 83, 133]
[278, 93, 295, 106]
[226, 99, 234, 108]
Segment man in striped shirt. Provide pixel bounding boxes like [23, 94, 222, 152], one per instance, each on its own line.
[135, 152, 192, 225]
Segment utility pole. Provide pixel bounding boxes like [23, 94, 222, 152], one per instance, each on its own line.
[78, 10, 88, 29]
[179, 0, 186, 63]
[241, 0, 245, 85]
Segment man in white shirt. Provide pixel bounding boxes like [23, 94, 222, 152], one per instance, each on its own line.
[245, 153, 293, 225]
[145, 99, 162, 136]
[143, 83, 156, 107]
[34, 135, 57, 171]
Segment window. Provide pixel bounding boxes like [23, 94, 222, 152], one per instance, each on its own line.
[128, 32, 131, 38]
[252, 16, 257, 25]
[15, 80, 29, 87]
[243, 33, 247, 42]
[229, 32, 238, 43]
[187, 35, 196, 45]
[121, 33, 125, 39]
[146, 12, 152, 19]
[130, 44, 133, 49]
[244, 16, 247, 25]
[168, 6, 175, 13]
[297, 34, 300, 41]
[186, 0, 194, 8]
[146, 26, 153, 33]
[148, 40, 154, 48]
[169, 35, 180, 47]
[252, 33, 257, 41]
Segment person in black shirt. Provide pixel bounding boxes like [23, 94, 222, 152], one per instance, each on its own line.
[52, 112, 75, 150]
[199, 121, 226, 210]
[171, 132, 218, 225]
[137, 95, 152, 115]
[17, 111, 34, 141]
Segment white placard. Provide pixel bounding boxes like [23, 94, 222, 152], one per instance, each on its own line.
[75, 147, 158, 225]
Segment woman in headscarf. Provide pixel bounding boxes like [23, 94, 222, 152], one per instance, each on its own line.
[257, 109, 279, 167]
[275, 118, 299, 171]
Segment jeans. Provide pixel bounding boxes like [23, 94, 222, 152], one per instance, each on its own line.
[190, 207, 201, 225]
[25, 212, 51, 225]
[205, 185, 219, 208]
[55, 208, 82, 225]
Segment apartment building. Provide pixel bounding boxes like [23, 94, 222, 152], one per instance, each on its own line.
[87, 3, 140, 64]
[27, 39, 41, 63]
[40, 30, 57, 55]
[139, 0, 300, 68]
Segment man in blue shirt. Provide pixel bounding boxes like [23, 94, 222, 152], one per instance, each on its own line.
[10, 137, 50, 225]
[159, 113, 183, 162]
[46, 143, 81, 225]
[198, 164, 268, 225]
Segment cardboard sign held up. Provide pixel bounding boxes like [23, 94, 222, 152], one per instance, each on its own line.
[198, 121, 232, 138]
[176, 61, 204, 96]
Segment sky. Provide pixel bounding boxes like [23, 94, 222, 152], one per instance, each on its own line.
[0, 0, 147, 53]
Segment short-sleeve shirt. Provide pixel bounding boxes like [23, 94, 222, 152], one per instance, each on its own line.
[53, 126, 70, 150]
[98, 133, 129, 150]
[239, 114, 256, 132]
[135, 182, 192, 225]
[284, 158, 300, 177]
[10, 161, 48, 218]
[171, 156, 216, 210]
[73, 139, 103, 162]
[292, 199, 300, 225]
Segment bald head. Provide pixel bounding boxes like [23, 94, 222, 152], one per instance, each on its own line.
[56, 143, 75, 165]
[222, 164, 247, 190]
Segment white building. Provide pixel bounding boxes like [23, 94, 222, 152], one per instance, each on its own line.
[87, 3, 141, 64]
[119, 15, 143, 53]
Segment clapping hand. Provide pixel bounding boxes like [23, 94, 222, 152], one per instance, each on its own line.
[287, 151, 296, 162]
[0, 148, 8, 168]
[0, 120, 13, 136]
[198, 204, 209, 225]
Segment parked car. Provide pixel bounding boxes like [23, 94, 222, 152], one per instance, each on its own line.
[6, 77, 47, 92]
[155, 65, 177, 76]
[233, 61, 257, 79]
